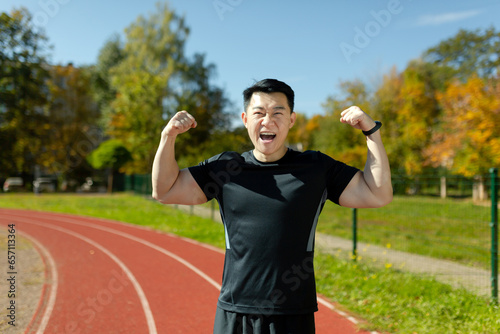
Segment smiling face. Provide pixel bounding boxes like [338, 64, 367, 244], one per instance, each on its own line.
[242, 92, 296, 162]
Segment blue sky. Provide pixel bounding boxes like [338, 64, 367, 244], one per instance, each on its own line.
[2, 0, 500, 119]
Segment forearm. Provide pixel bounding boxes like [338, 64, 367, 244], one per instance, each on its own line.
[151, 134, 179, 200]
[363, 131, 393, 204]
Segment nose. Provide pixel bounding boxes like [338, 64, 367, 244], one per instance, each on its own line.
[262, 113, 274, 127]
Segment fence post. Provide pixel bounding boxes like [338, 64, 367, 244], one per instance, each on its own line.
[352, 208, 358, 261]
[490, 168, 498, 302]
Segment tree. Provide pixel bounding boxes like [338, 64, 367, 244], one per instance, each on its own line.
[105, 2, 190, 174]
[171, 52, 235, 167]
[314, 79, 372, 169]
[287, 112, 310, 151]
[87, 140, 132, 193]
[39, 64, 101, 178]
[90, 35, 125, 128]
[372, 66, 405, 172]
[392, 61, 440, 174]
[104, 2, 233, 173]
[0, 7, 50, 177]
[424, 75, 500, 177]
[424, 27, 500, 80]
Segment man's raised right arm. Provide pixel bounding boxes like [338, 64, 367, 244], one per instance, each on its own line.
[151, 111, 208, 205]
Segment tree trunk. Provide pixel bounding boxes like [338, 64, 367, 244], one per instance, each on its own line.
[107, 168, 114, 193]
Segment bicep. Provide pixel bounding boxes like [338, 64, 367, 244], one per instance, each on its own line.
[338, 171, 381, 208]
[159, 168, 208, 205]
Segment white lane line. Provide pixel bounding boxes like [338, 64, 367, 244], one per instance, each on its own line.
[5, 216, 158, 334]
[317, 296, 380, 334]
[33, 214, 223, 290]
[53, 212, 225, 255]
[18, 231, 58, 334]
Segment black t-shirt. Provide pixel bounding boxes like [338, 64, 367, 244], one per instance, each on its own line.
[188, 149, 359, 315]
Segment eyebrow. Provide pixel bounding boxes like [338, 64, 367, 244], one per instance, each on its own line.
[251, 106, 286, 111]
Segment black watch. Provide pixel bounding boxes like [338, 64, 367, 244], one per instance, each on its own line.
[362, 121, 382, 136]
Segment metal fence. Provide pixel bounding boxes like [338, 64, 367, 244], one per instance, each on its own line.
[124, 174, 152, 196]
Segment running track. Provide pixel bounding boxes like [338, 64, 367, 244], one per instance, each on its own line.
[0, 208, 377, 334]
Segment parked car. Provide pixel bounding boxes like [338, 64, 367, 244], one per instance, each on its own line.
[3, 177, 24, 192]
[33, 177, 56, 193]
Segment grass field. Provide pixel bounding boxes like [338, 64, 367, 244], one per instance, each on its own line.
[205, 194, 492, 269]
[318, 196, 492, 269]
[1, 193, 499, 333]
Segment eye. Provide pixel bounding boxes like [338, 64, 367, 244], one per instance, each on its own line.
[253, 109, 264, 116]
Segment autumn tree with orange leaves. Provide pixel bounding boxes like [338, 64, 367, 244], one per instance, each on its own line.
[424, 76, 500, 177]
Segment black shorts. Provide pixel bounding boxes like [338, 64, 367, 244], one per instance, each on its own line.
[213, 307, 315, 334]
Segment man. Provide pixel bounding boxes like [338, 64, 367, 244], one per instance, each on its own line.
[152, 79, 392, 333]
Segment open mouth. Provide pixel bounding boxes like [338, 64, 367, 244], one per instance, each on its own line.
[260, 132, 276, 141]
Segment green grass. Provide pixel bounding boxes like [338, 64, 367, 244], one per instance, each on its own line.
[0, 193, 226, 249]
[1, 193, 499, 333]
[315, 254, 499, 333]
[318, 196, 492, 269]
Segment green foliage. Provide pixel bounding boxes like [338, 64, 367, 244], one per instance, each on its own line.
[87, 139, 132, 171]
[0, 7, 50, 176]
[2, 4, 499, 180]
[90, 34, 125, 128]
[40, 64, 101, 177]
[310, 27, 500, 177]
[424, 27, 500, 80]
[95, 2, 234, 173]
[105, 3, 188, 173]
[312, 80, 371, 169]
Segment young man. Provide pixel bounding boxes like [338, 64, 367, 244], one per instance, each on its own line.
[152, 79, 392, 334]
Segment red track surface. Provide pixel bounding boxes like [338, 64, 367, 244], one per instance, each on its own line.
[0, 208, 375, 334]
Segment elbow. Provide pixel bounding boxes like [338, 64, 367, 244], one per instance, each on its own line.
[152, 191, 160, 201]
[379, 193, 393, 207]
[374, 188, 393, 208]
[152, 190, 169, 204]
[151, 191, 162, 202]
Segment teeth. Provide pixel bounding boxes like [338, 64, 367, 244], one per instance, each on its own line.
[261, 132, 275, 135]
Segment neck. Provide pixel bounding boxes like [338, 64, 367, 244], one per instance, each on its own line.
[253, 146, 288, 163]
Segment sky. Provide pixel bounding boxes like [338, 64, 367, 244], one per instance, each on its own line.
[2, 0, 500, 119]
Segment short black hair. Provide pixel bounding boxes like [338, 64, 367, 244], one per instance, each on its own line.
[243, 78, 295, 113]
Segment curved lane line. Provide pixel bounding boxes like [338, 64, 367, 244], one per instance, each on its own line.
[35, 215, 222, 290]
[5, 217, 158, 334]
[19, 231, 58, 334]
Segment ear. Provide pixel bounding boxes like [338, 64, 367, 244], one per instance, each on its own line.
[289, 112, 297, 129]
[241, 111, 248, 128]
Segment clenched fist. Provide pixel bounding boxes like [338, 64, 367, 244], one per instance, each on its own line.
[162, 111, 197, 137]
[340, 106, 376, 132]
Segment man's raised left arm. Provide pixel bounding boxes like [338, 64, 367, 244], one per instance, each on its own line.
[338, 106, 393, 208]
